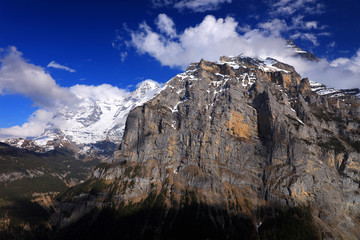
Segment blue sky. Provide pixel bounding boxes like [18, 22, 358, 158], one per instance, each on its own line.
[0, 0, 359, 137]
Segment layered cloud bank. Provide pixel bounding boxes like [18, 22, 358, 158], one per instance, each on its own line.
[127, 14, 360, 89]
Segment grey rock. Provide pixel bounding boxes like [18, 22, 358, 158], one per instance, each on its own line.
[56, 56, 360, 239]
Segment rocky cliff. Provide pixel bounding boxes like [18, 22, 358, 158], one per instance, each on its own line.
[53, 56, 360, 240]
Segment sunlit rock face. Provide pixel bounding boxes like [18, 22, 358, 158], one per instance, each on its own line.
[56, 56, 360, 240]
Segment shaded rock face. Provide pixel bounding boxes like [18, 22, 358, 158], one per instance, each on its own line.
[57, 56, 360, 239]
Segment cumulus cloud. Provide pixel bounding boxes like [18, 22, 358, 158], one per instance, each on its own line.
[47, 61, 76, 72]
[130, 14, 294, 69]
[150, 0, 327, 46]
[128, 14, 360, 89]
[302, 53, 360, 89]
[69, 84, 130, 102]
[155, 13, 177, 38]
[0, 47, 77, 109]
[330, 50, 360, 74]
[0, 109, 54, 138]
[151, 0, 232, 12]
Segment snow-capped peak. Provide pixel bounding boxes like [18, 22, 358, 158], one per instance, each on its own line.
[3, 80, 163, 154]
[131, 79, 162, 99]
[309, 81, 360, 97]
[136, 79, 162, 91]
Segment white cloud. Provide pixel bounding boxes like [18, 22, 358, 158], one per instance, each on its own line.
[330, 50, 360, 74]
[304, 21, 318, 29]
[69, 84, 130, 102]
[129, 14, 360, 90]
[305, 3, 325, 14]
[272, 0, 324, 16]
[174, 0, 232, 12]
[260, 1, 328, 46]
[318, 32, 331, 37]
[302, 54, 360, 89]
[0, 109, 54, 138]
[291, 32, 319, 45]
[258, 19, 288, 37]
[47, 61, 76, 72]
[130, 14, 295, 69]
[330, 58, 350, 67]
[0, 47, 78, 109]
[151, 0, 173, 8]
[291, 16, 320, 30]
[237, 24, 252, 32]
[120, 52, 128, 62]
[327, 41, 336, 48]
[151, 0, 232, 12]
[155, 13, 177, 38]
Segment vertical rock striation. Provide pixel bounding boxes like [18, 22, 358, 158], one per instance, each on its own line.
[56, 56, 360, 240]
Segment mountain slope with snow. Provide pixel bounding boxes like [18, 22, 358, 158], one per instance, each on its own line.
[3, 80, 162, 154]
[2, 41, 359, 156]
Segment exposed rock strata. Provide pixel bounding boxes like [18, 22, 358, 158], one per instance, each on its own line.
[55, 56, 360, 239]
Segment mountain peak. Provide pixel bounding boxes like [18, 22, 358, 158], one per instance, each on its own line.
[136, 79, 162, 90]
[286, 39, 320, 61]
[2, 80, 162, 156]
[131, 79, 162, 99]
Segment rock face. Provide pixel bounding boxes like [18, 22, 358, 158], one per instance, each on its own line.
[54, 56, 360, 239]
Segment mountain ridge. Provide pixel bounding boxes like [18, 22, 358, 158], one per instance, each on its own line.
[52, 55, 360, 239]
[2, 40, 358, 158]
[2, 80, 162, 159]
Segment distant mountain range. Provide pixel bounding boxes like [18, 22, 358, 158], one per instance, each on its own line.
[2, 80, 162, 159]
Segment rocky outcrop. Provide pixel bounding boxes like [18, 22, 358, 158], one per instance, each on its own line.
[54, 56, 360, 239]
